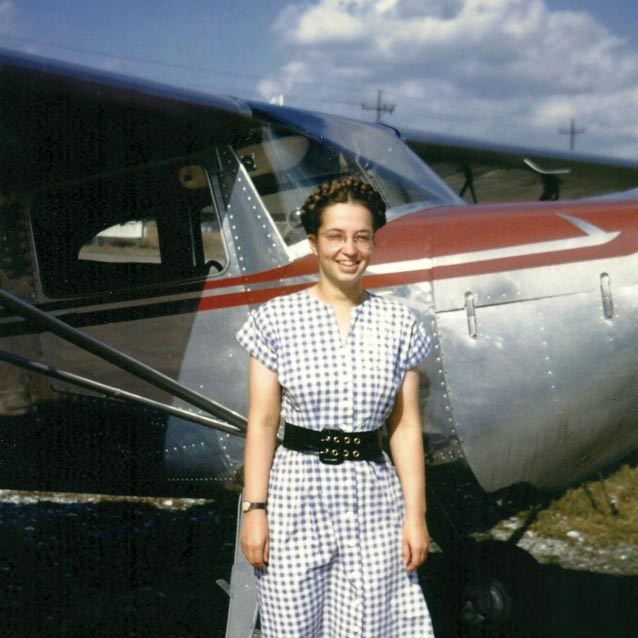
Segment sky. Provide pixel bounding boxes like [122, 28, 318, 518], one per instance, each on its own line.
[1, 0, 637, 159]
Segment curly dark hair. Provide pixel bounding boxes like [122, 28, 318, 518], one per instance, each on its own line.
[299, 177, 386, 235]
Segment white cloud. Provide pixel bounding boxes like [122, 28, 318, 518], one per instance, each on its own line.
[257, 60, 313, 98]
[275, 1, 368, 44]
[260, 0, 638, 158]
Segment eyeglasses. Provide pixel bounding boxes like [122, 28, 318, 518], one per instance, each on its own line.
[318, 231, 374, 248]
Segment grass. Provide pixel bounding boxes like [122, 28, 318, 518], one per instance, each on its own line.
[518, 454, 638, 547]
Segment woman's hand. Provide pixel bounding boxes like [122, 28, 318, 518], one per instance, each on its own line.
[402, 512, 430, 572]
[240, 510, 270, 569]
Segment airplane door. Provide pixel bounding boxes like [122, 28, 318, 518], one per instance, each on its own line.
[28, 151, 288, 445]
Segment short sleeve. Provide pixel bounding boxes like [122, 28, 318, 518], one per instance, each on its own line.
[402, 317, 431, 373]
[236, 303, 279, 372]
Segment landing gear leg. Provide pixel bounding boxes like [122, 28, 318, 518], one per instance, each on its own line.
[426, 482, 541, 637]
[220, 493, 259, 638]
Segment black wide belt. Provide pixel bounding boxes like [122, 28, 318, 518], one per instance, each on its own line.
[283, 422, 383, 465]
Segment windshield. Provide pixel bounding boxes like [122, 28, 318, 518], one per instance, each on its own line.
[232, 104, 463, 252]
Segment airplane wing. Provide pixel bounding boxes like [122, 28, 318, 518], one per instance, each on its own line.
[0, 48, 253, 192]
[402, 128, 638, 203]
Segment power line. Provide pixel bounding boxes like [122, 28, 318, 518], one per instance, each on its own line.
[0, 35, 267, 82]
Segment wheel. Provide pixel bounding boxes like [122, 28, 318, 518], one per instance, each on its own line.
[458, 541, 541, 637]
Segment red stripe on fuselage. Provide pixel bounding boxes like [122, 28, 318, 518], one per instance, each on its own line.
[196, 283, 311, 311]
[195, 200, 638, 311]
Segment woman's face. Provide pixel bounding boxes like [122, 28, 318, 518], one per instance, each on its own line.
[308, 201, 375, 291]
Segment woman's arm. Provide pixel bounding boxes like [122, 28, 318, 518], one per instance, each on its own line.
[387, 367, 429, 572]
[240, 356, 281, 569]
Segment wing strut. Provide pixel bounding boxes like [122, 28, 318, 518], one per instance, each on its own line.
[0, 348, 244, 436]
[0, 287, 247, 433]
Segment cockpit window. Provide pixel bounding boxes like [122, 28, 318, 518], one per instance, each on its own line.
[231, 108, 462, 250]
[233, 126, 351, 246]
[31, 161, 227, 298]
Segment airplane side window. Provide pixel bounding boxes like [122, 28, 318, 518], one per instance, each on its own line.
[79, 219, 161, 264]
[32, 161, 227, 298]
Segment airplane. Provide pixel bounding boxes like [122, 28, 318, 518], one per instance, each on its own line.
[1, 47, 638, 636]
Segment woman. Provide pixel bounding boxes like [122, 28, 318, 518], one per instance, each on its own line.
[236, 177, 434, 637]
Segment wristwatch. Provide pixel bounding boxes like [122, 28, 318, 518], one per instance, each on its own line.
[242, 500, 267, 513]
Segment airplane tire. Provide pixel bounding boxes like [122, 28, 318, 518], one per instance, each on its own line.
[457, 540, 541, 638]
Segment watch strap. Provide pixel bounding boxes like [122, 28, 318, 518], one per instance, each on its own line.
[242, 500, 267, 512]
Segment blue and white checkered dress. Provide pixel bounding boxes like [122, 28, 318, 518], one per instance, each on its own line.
[237, 290, 434, 638]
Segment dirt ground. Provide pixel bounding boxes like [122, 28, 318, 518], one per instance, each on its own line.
[0, 490, 636, 638]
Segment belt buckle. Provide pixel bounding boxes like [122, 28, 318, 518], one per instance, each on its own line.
[319, 428, 345, 465]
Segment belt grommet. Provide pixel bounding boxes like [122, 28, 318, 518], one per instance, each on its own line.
[332, 449, 339, 457]
[343, 436, 351, 444]
[353, 450, 360, 458]
[353, 437, 361, 445]
[343, 450, 350, 458]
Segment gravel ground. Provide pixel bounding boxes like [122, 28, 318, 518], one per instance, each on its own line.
[488, 515, 638, 576]
[0, 491, 237, 638]
[1, 490, 637, 638]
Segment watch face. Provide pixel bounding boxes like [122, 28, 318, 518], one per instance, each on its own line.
[242, 501, 265, 512]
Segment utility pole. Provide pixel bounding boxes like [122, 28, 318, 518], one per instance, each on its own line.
[559, 118, 585, 151]
[362, 90, 395, 123]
